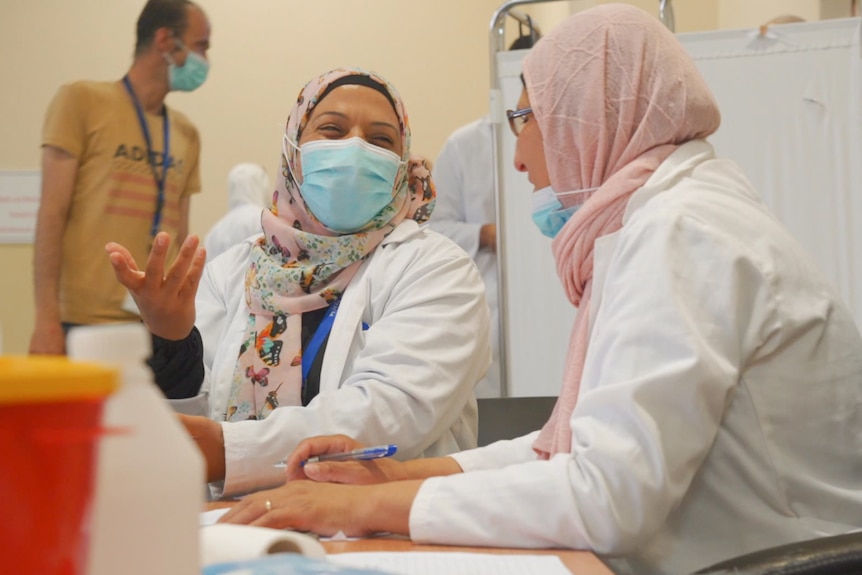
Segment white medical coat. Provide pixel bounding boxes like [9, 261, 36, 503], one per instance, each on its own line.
[192, 221, 490, 497]
[409, 140, 862, 575]
[430, 117, 501, 397]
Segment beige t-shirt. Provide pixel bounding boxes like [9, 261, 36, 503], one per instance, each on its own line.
[42, 80, 202, 324]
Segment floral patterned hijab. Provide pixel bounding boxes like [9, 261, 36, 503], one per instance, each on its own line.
[224, 68, 436, 421]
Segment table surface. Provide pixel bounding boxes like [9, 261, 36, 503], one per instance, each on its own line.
[206, 501, 614, 574]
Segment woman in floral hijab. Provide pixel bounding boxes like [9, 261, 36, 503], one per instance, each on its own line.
[227, 68, 436, 421]
[107, 67, 489, 498]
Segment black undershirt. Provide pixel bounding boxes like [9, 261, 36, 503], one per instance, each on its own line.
[298, 306, 329, 406]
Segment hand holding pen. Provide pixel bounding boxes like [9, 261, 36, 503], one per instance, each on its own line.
[305, 444, 397, 465]
[280, 435, 404, 484]
[275, 443, 397, 469]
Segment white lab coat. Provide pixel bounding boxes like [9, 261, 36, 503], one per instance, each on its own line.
[409, 140, 862, 575]
[192, 221, 490, 497]
[430, 116, 501, 397]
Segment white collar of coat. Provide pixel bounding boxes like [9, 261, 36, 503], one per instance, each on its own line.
[379, 219, 422, 249]
[622, 139, 716, 225]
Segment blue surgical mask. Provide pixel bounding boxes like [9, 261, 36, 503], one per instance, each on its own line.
[288, 136, 404, 232]
[165, 39, 209, 92]
[530, 186, 598, 238]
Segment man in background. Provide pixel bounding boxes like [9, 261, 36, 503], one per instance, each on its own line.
[30, 0, 211, 354]
[429, 31, 539, 397]
[203, 163, 271, 262]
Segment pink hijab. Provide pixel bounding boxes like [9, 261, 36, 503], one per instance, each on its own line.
[530, 5, 721, 456]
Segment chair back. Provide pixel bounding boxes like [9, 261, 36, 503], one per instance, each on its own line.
[477, 396, 557, 447]
[692, 531, 862, 575]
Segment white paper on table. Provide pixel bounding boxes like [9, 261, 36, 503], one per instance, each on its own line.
[200, 507, 230, 525]
[199, 509, 361, 542]
[328, 551, 571, 575]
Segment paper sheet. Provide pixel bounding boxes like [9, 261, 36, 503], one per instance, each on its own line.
[199, 511, 571, 573]
[199, 508, 359, 541]
[328, 551, 571, 575]
[201, 507, 230, 526]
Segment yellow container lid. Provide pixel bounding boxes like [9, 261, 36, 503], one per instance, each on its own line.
[0, 355, 118, 404]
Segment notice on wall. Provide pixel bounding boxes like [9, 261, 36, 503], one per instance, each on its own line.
[0, 171, 40, 244]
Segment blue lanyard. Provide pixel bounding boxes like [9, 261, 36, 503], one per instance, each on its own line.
[122, 76, 170, 239]
[302, 299, 340, 385]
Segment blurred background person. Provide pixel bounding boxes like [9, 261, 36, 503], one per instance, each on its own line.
[204, 163, 271, 261]
[29, 0, 211, 355]
[429, 21, 540, 398]
[764, 14, 806, 24]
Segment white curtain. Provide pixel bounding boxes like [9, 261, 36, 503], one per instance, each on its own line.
[680, 18, 862, 326]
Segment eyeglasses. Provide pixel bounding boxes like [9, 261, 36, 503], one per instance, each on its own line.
[506, 107, 533, 137]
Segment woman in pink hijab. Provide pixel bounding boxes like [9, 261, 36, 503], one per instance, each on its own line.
[219, 6, 862, 574]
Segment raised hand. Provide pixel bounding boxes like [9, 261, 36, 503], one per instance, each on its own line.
[105, 232, 206, 340]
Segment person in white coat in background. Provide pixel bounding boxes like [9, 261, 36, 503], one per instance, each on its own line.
[430, 32, 539, 397]
[203, 163, 271, 261]
[106, 67, 490, 499]
[218, 6, 862, 575]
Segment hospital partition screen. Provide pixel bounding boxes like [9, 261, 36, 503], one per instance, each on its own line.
[494, 18, 862, 397]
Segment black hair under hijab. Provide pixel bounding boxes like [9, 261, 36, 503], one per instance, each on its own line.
[316, 74, 399, 115]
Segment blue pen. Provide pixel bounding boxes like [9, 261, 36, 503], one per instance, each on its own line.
[273, 444, 398, 469]
[306, 444, 397, 465]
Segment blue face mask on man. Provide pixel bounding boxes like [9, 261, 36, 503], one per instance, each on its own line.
[287, 136, 404, 233]
[530, 186, 598, 238]
[165, 38, 209, 92]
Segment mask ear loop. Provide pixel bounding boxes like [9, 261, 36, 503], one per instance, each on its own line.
[552, 186, 600, 211]
[555, 187, 599, 198]
[162, 35, 187, 66]
[282, 134, 301, 156]
[282, 134, 302, 186]
[281, 133, 337, 228]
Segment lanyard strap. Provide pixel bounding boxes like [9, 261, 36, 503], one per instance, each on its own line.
[122, 76, 170, 239]
[302, 299, 340, 385]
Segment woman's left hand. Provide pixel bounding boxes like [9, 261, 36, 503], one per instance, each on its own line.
[217, 479, 423, 536]
[218, 481, 371, 535]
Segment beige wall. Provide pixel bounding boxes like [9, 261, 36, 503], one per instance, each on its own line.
[521, 0, 719, 32]
[719, 0, 819, 27]
[0, 0, 838, 353]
